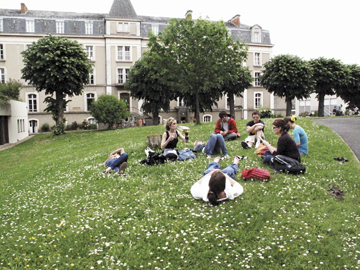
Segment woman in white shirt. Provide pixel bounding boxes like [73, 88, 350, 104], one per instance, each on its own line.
[190, 156, 244, 206]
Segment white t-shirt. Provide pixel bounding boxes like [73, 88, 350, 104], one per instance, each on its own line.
[190, 173, 244, 202]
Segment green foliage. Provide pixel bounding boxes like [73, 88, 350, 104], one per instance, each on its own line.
[309, 57, 348, 117]
[40, 122, 50, 132]
[0, 119, 360, 269]
[258, 108, 273, 118]
[53, 121, 66, 135]
[0, 79, 22, 105]
[337, 64, 360, 108]
[141, 18, 249, 123]
[90, 94, 130, 129]
[260, 54, 314, 116]
[21, 35, 92, 124]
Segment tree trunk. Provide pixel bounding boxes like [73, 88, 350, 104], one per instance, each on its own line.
[317, 93, 325, 117]
[152, 112, 160, 125]
[147, 134, 162, 148]
[228, 93, 235, 119]
[195, 92, 200, 124]
[286, 99, 292, 117]
[56, 92, 64, 125]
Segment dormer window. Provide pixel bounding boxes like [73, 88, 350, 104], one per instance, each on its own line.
[117, 22, 130, 33]
[151, 25, 159, 35]
[251, 25, 262, 43]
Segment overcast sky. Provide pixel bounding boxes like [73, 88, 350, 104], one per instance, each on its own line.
[3, 0, 359, 65]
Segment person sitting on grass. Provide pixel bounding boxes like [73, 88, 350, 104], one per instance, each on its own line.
[202, 132, 230, 160]
[241, 111, 265, 149]
[284, 115, 308, 155]
[215, 111, 238, 141]
[261, 119, 300, 165]
[103, 148, 128, 174]
[190, 156, 244, 206]
[161, 117, 187, 160]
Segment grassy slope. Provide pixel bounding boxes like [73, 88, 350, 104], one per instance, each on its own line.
[0, 118, 359, 269]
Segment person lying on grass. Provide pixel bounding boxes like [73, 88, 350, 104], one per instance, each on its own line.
[103, 148, 128, 174]
[190, 156, 244, 206]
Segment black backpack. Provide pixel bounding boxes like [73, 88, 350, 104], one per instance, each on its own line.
[270, 155, 306, 175]
[140, 151, 167, 166]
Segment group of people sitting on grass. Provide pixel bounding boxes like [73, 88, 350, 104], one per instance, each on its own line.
[103, 110, 308, 206]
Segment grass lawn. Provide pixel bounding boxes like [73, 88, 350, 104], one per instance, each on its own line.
[0, 118, 359, 269]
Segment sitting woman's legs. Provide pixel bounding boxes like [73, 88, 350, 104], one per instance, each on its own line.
[261, 150, 273, 165]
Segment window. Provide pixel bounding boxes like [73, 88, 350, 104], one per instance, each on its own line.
[26, 20, 34, 32]
[178, 98, 186, 107]
[85, 46, 94, 61]
[253, 32, 259, 43]
[203, 115, 212, 122]
[0, 68, 5, 83]
[117, 22, 130, 32]
[117, 68, 129, 84]
[56, 21, 64, 34]
[119, 92, 130, 111]
[299, 100, 311, 114]
[254, 72, 261, 86]
[151, 25, 159, 35]
[254, 53, 261, 66]
[85, 21, 93, 34]
[89, 69, 95, 85]
[0, 44, 4, 60]
[0, 19, 3, 32]
[86, 93, 95, 111]
[117, 46, 131, 61]
[17, 119, 25, 133]
[27, 94, 38, 112]
[87, 117, 96, 125]
[254, 93, 262, 108]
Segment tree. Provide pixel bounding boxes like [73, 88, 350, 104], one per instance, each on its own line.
[0, 79, 22, 106]
[150, 18, 249, 123]
[260, 54, 314, 116]
[21, 35, 92, 132]
[337, 64, 360, 108]
[125, 50, 178, 126]
[309, 57, 348, 117]
[90, 94, 130, 129]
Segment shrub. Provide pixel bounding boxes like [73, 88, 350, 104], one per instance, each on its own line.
[89, 124, 97, 130]
[41, 123, 50, 132]
[258, 108, 272, 118]
[81, 119, 89, 129]
[70, 121, 78, 130]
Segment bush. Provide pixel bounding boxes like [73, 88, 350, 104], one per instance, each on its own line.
[81, 119, 89, 129]
[53, 121, 66, 135]
[89, 124, 97, 130]
[70, 121, 78, 130]
[41, 123, 50, 132]
[258, 108, 272, 118]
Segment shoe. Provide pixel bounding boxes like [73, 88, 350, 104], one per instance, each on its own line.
[334, 157, 349, 162]
[241, 141, 251, 149]
[255, 141, 260, 149]
[207, 155, 212, 159]
[236, 155, 247, 160]
[221, 154, 230, 160]
[202, 143, 207, 153]
[117, 162, 128, 174]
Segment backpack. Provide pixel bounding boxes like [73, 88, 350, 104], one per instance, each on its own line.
[178, 148, 196, 161]
[140, 151, 167, 166]
[270, 155, 306, 175]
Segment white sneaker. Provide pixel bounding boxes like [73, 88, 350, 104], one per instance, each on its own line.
[221, 154, 230, 160]
[241, 141, 251, 149]
[255, 141, 260, 149]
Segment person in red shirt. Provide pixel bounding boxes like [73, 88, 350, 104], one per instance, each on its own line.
[214, 111, 238, 141]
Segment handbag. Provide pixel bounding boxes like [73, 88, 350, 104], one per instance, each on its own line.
[241, 168, 270, 182]
[254, 143, 268, 156]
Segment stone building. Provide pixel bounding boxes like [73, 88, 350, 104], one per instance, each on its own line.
[0, 0, 286, 133]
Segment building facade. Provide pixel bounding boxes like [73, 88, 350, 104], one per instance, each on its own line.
[0, 0, 287, 132]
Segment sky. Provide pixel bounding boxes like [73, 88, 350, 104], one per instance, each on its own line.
[2, 0, 360, 65]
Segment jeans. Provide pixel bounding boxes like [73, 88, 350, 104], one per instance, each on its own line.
[204, 133, 228, 156]
[223, 132, 237, 141]
[106, 153, 128, 172]
[203, 162, 238, 179]
[262, 150, 273, 165]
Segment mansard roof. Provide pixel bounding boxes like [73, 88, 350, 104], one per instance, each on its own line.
[108, 0, 137, 19]
[0, 9, 105, 20]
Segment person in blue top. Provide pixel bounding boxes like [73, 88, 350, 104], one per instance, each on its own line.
[284, 115, 308, 155]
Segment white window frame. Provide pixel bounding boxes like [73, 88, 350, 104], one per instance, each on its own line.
[87, 117, 96, 125]
[85, 21, 93, 35]
[151, 24, 159, 35]
[85, 92, 96, 112]
[0, 44, 4, 60]
[254, 72, 261, 87]
[0, 67, 5, 83]
[0, 19, 3, 32]
[253, 32, 259, 43]
[56, 20, 64, 34]
[26, 92, 39, 113]
[117, 22, 130, 33]
[88, 68, 95, 85]
[203, 114, 212, 123]
[254, 92, 263, 109]
[177, 98, 186, 107]
[254, 52, 262, 67]
[117, 68, 130, 84]
[17, 119, 25, 133]
[26, 19, 35, 33]
[85, 45, 94, 61]
[117, 46, 131, 61]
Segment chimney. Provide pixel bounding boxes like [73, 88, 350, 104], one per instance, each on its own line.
[185, 10, 193, 20]
[229, 14, 240, 27]
[21, 3, 28, 14]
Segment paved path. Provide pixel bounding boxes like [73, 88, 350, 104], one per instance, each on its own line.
[311, 117, 360, 162]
